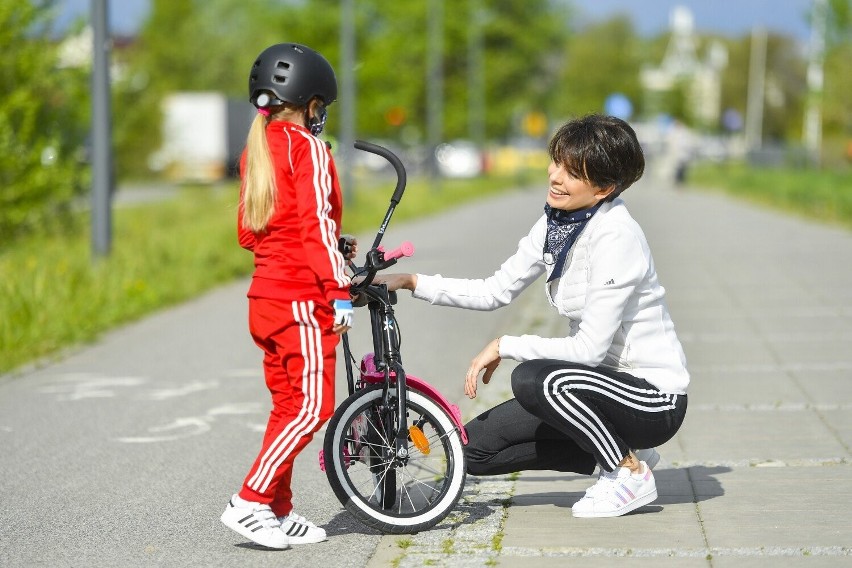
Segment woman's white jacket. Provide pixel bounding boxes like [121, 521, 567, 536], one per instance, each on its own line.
[412, 198, 690, 394]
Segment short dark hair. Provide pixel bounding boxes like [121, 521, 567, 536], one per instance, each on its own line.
[548, 114, 645, 200]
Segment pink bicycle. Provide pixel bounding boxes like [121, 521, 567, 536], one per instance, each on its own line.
[321, 141, 468, 534]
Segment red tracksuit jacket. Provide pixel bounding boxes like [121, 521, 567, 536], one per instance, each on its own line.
[238, 122, 350, 304]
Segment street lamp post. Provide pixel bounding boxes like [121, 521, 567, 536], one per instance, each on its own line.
[91, 0, 113, 258]
[427, 0, 444, 191]
[339, 0, 356, 204]
[803, 0, 828, 166]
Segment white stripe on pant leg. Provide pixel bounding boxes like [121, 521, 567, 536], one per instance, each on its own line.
[247, 301, 318, 492]
[548, 372, 623, 464]
[565, 369, 679, 411]
[255, 301, 325, 493]
[543, 372, 622, 470]
[246, 302, 315, 489]
[257, 305, 324, 492]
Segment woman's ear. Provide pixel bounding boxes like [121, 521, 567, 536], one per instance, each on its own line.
[596, 185, 616, 201]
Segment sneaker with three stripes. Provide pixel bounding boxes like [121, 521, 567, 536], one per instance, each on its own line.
[277, 511, 327, 544]
[572, 461, 658, 518]
[220, 494, 290, 549]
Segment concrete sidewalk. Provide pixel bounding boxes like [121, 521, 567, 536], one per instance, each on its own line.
[368, 180, 852, 566]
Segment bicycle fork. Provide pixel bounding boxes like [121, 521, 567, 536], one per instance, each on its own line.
[376, 303, 410, 462]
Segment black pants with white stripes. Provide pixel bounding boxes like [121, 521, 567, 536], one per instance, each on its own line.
[464, 360, 687, 476]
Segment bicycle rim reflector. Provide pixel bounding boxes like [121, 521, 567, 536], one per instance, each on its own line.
[408, 425, 430, 455]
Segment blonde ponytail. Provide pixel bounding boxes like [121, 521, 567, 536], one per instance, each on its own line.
[241, 114, 277, 232]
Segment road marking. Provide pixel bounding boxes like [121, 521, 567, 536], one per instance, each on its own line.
[145, 380, 219, 400]
[38, 374, 146, 400]
[115, 402, 264, 443]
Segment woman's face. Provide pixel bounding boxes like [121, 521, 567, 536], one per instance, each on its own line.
[546, 161, 611, 211]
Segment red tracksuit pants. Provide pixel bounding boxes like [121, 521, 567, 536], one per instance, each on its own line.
[239, 297, 338, 517]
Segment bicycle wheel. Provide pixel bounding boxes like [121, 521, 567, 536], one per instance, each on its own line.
[323, 384, 466, 534]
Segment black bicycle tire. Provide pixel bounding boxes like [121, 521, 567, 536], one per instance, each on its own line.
[323, 384, 466, 534]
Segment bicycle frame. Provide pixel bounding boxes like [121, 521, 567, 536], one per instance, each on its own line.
[339, 141, 468, 457]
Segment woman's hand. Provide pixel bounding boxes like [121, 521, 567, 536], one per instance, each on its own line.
[371, 273, 417, 292]
[464, 338, 502, 399]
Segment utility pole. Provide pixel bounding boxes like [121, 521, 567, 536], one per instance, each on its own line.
[91, 0, 113, 258]
[803, 0, 828, 166]
[744, 26, 767, 154]
[427, 0, 444, 191]
[468, 0, 485, 147]
[339, 0, 356, 203]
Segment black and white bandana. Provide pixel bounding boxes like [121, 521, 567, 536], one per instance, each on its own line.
[543, 202, 602, 282]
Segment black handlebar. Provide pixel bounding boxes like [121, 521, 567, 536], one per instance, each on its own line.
[354, 140, 407, 206]
[354, 140, 408, 250]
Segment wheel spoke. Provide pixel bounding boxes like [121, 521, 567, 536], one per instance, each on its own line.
[325, 386, 465, 530]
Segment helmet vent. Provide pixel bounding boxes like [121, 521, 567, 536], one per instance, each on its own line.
[272, 61, 290, 85]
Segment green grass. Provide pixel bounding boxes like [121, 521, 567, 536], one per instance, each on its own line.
[0, 172, 537, 375]
[689, 161, 852, 229]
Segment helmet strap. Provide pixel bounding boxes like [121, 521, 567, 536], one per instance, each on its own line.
[308, 104, 328, 136]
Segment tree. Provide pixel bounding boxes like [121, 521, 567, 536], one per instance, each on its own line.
[551, 16, 644, 120]
[822, 0, 852, 164]
[114, 0, 570, 176]
[0, 1, 89, 241]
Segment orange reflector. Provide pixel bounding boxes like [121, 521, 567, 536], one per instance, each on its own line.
[408, 425, 430, 455]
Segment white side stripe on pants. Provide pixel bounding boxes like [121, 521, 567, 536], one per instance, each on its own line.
[247, 300, 324, 493]
[542, 368, 677, 471]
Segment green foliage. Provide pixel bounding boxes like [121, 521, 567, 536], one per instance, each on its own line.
[0, 187, 250, 373]
[552, 16, 644, 119]
[0, 1, 89, 240]
[709, 32, 807, 139]
[690, 161, 852, 228]
[0, 172, 530, 374]
[112, 0, 569, 177]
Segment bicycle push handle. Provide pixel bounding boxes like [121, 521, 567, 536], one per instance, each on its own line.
[354, 140, 407, 206]
[345, 140, 414, 294]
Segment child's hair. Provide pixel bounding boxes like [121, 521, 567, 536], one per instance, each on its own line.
[241, 104, 303, 233]
[548, 114, 645, 200]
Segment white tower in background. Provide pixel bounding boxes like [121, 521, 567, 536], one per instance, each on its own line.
[661, 6, 699, 78]
[640, 4, 727, 128]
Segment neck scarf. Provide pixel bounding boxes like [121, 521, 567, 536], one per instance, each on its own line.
[543, 202, 602, 282]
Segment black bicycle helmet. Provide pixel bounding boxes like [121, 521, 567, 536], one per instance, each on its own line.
[248, 43, 338, 109]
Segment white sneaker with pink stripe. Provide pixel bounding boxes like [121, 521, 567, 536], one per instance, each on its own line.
[572, 462, 658, 518]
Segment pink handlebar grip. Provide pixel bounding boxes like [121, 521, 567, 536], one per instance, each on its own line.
[383, 241, 415, 261]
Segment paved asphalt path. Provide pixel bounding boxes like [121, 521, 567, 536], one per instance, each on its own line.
[0, 181, 543, 567]
[6, 171, 851, 567]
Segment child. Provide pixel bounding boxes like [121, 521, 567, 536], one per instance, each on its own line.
[220, 43, 354, 548]
[376, 114, 689, 518]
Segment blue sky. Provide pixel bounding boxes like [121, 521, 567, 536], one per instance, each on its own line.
[57, 0, 814, 40]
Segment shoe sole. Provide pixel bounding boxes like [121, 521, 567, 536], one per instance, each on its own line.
[220, 510, 291, 549]
[572, 488, 659, 518]
[287, 534, 328, 545]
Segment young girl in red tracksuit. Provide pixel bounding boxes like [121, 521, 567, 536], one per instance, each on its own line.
[220, 43, 354, 550]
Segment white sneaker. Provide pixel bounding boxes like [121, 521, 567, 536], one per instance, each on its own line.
[634, 448, 661, 470]
[278, 512, 327, 544]
[220, 495, 290, 549]
[572, 462, 658, 518]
